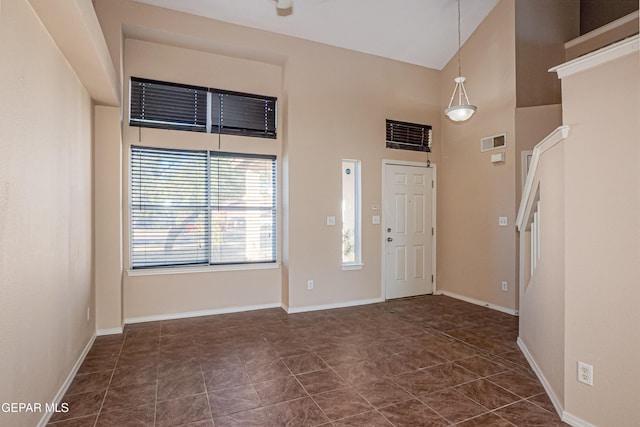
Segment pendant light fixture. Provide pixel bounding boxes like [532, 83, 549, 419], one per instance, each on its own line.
[276, 0, 293, 12]
[444, 0, 477, 122]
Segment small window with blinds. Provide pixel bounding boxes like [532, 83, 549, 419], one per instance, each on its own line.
[386, 119, 432, 152]
[211, 91, 277, 138]
[130, 78, 208, 132]
[130, 146, 276, 269]
[129, 77, 277, 139]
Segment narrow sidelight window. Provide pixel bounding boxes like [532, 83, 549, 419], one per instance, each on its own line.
[342, 160, 361, 266]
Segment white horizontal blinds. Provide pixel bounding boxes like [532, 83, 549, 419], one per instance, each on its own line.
[210, 153, 276, 264]
[129, 78, 208, 132]
[211, 92, 277, 138]
[131, 147, 209, 268]
[386, 119, 432, 152]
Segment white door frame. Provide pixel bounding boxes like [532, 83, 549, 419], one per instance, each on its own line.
[381, 159, 437, 300]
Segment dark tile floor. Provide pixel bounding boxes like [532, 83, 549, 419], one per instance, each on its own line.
[47, 295, 568, 426]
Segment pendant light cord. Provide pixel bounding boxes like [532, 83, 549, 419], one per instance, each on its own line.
[457, 0, 462, 78]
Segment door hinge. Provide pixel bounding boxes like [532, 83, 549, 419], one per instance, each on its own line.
[432, 180, 434, 188]
[431, 227, 434, 236]
[431, 274, 434, 283]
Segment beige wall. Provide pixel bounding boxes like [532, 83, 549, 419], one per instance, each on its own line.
[95, 106, 123, 331]
[515, 0, 580, 107]
[514, 105, 563, 204]
[121, 39, 284, 320]
[562, 50, 640, 426]
[518, 142, 566, 405]
[0, 0, 95, 425]
[438, 0, 518, 311]
[94, 0, 442, 318]
[284, 44, 441, 309]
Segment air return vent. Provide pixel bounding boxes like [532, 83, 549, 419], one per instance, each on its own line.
[386, 119, 432, 152]
[480, 133, 507, 152]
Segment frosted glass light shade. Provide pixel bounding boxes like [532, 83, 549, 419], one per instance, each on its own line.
[444, 104, 477, 122]
[444, 76, 477, 122]
[277, 0, 292, 9]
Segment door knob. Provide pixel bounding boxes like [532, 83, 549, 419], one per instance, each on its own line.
[387, 237, 393, 242]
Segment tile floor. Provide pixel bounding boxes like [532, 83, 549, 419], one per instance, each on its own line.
[47, 295, 568, 426]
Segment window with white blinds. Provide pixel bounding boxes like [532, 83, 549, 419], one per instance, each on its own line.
[131, 146, 276, 269]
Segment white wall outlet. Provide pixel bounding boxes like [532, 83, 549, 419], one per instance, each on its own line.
[498, 216, 508, 226]
[326, 216, 336, 226]
[307, 280, 314, 290]
[501, 281, 508, 292]
[578, 361, 594, 386]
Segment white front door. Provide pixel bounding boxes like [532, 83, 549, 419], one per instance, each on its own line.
[384, 163, 434, 299]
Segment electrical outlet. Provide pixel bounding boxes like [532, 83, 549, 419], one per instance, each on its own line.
[501, 281, 508, 292]
[578, 362, 593, 386]
[307, 280, 314, 290]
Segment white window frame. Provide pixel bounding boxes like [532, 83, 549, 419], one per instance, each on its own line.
[342, 159, 363, 270]
[127, 146, 277, 273]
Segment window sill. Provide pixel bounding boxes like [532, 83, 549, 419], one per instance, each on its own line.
[342, 263, 364, 271]
[127, 262, 280, 277]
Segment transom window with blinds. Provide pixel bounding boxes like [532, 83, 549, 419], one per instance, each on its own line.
[130, 147, 277, 269]
[129, 77, 277, 138]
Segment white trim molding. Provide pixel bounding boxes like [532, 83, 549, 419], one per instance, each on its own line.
[517, 337, 564, 417]
[562, 412, 598, 427]
[518, 338, 597, 427]
[127, 262, 280, 277]
[516, 126, 570, 231]
[564, 11, 639, 50]
[37, 334, 96, 427]
[550, 34, 639, 79]
[125, 303, 282, 324]
[285, 297, 384, 314]
[342, 263, 365, 271]
[438, 290, 518, 316]
[381, 160, 437, 299]
[97, 327, 124, 336]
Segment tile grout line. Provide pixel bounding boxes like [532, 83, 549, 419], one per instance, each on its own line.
[91, 334, 125, 427]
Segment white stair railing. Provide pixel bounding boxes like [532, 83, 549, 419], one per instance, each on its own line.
[516, 126, 569, 289]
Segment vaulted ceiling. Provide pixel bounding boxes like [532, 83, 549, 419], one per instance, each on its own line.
[131, 0, 499, 70]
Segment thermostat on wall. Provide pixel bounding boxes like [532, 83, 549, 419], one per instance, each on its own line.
[491, 152, 505, 163]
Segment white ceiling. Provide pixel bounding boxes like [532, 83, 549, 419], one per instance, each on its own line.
[131, 0, 499, 70]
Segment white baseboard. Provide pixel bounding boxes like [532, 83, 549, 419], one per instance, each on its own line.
[96, 327, 123, 336]
[562, 411, 597, 427]
[517, 337, 596, 427]
[286, 297, 384, 314]
[124, 302, 282, 324]
[438, 290, 519, 316]
[517, 337, 564, 417]
[37, 333, 96, 427]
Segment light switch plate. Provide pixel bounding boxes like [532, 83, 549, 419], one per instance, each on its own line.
[327, 216, 336, 226]
[499, 216, 508, 227]
[372, 215, 380, 225]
